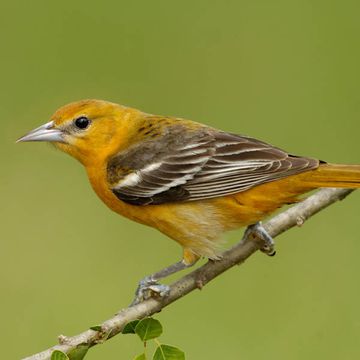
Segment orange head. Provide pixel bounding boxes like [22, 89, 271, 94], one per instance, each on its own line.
[17, 99, 142, 166]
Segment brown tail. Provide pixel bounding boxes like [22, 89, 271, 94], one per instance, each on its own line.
[301, 163, 360, 188]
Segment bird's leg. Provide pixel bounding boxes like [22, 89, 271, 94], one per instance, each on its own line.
[244, 222, 276, 256]
[131, 260, 193, 306]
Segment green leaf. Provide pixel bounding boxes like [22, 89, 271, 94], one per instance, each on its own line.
[135, 318, 163, 341]
[134, 353, 147, 360]
[68, 344, 89, 360]
[153, 345, 185, 360]
[51, 350, 69, 360]
[123, 320, 140, 334]
[89, 325, 102, 331]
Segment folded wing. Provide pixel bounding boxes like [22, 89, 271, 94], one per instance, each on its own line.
[108, 126, 319, 205]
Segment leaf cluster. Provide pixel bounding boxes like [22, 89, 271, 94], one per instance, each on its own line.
[123, 318, 185, 360]
[50, 318, 184, 360]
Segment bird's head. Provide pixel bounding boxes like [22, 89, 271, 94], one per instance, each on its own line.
[17, 99, 140, 165]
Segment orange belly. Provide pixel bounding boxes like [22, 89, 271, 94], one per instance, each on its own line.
[87, 165, 313, 260]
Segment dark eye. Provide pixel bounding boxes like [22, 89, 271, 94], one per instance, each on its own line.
[74, 116, 90, 129]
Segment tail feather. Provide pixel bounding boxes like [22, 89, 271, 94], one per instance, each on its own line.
[302, 163, 360, 188]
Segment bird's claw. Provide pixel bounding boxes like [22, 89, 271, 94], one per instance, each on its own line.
[131, 276, 170, 305]
[245, 222, 276, 256]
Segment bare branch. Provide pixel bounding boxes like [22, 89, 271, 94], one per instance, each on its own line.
[22, 188, 354, 360]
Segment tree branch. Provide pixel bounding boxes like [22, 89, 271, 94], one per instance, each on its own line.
[22, 188, 354, 360]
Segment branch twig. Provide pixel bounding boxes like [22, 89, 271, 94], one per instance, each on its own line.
[22, 188, 354, 360]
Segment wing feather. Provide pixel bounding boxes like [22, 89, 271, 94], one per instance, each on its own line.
[109, 127, 319, 205]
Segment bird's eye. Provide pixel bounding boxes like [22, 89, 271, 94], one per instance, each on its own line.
[74, 116, 90, 130]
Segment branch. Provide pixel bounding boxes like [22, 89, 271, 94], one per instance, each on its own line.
[23, 188, 354, 360]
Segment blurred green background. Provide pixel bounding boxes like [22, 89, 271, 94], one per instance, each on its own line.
[1, 0, 360, 359]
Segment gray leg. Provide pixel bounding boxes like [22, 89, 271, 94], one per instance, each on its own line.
[131, 260, 192, 305]
[244, 222, 276, 256]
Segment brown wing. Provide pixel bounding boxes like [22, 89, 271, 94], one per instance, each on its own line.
[183, 132, 319, 200]
[108, 126, 319, 205]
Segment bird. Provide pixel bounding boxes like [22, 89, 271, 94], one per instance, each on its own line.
[17, 99, 360, 303]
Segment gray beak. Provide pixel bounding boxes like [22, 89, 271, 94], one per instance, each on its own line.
[17, 121, 64, 143]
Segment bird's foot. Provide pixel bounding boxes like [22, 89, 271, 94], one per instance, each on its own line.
[131, 276, 170, 306]
[130, 260, 194, 305]
[244, 222, 276, 256]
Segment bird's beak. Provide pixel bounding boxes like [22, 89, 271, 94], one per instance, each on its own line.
[17, 121, 64, 143]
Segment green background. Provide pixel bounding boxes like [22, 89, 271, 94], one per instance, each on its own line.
[1, 1, 360, 359]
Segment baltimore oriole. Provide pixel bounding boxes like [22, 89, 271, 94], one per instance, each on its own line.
[18, 99, 360, 303]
